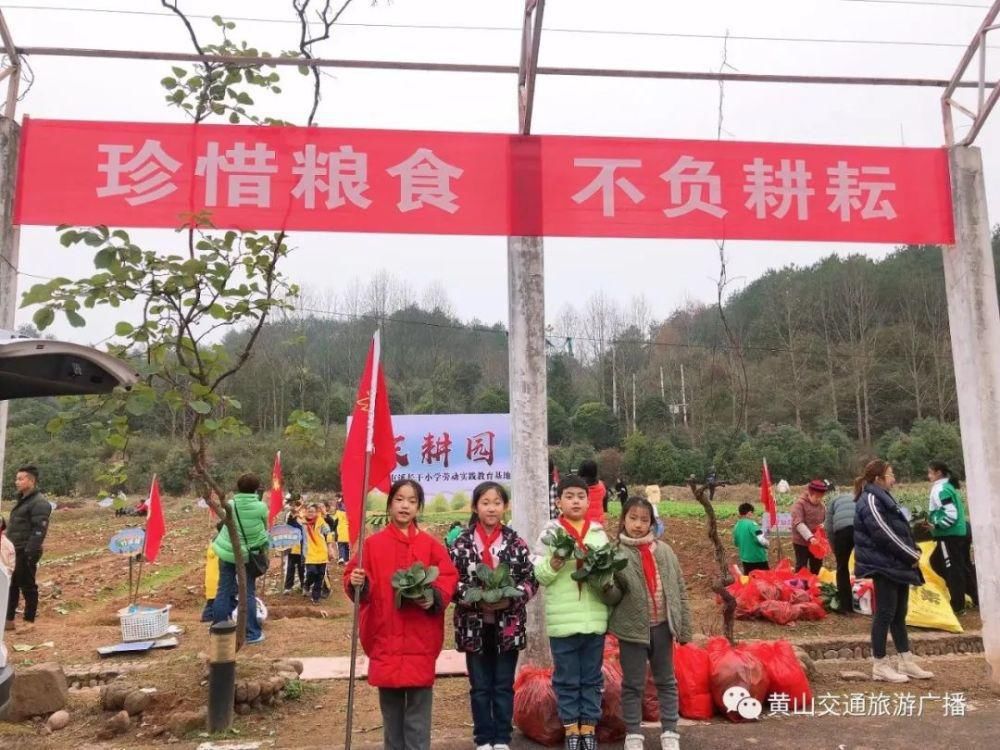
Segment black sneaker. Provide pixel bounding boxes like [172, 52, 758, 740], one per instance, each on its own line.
[564, 734, 580, 750]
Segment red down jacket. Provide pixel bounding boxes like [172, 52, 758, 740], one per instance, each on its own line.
[343, 523, 458, 688]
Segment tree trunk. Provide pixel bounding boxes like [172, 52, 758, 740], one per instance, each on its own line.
[687, 477, 736, 644]
[191, 433, 248, 651]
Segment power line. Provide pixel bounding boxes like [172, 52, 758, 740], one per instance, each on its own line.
[3, 2, 994, 50]
[841, 0, 990, 8]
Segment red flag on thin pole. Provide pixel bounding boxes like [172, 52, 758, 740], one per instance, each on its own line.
[143, 475, 166, 564]
[341, 331, 397, 548]
[761, 458, 777, 527]
[344, 331, 396, 750]
[268, 451, 284, 527]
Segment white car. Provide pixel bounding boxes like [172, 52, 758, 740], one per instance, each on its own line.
[0, 332, 138, 716]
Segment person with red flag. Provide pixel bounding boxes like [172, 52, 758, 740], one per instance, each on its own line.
[344, 479, 458, 750]
[268, 452, 284, 527]
[143, 476, 166, 564]
[341, 332, 397, 548]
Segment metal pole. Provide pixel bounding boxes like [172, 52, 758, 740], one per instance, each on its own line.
[0, 118, 20, 509]
[632, 373, 637, 434]
[207, 620, 237, 732]
[12, 45, 988, 89]
[345, 331, 381, 750]
[680, 363, 688, 428]
[343, 449, 372, 750]
[509, 0, 549, 668]
[941, 146, 1000, 684]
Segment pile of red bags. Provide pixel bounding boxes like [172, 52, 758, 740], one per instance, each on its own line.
[724, 559, 826, 624]
[514, 636, 812, 740]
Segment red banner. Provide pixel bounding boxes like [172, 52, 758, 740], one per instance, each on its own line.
[15, 118, 954, 244]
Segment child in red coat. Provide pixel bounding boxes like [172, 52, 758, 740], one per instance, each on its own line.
[345, 479, 458, 750]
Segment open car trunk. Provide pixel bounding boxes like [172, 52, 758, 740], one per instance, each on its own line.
[0, 332, 139, 716]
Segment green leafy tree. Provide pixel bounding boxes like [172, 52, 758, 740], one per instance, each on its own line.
[18, 7, 336, 648]
[571, 402, 620, 449]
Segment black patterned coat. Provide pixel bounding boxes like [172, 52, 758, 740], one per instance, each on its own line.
[449, 523, 538, 654]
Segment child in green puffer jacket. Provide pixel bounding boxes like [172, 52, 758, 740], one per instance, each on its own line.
[534, 475, 610, 750]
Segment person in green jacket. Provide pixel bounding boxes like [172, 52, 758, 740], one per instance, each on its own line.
[732, 503, 769, 575]
[927, 461, 978, 614]
[211, 473, 270, 644]
[603, 497, 692, 750]
[534, 475, 610, 750]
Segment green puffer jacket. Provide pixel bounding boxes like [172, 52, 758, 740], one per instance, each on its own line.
[212, 493, 270, 564]
[602, 538, 693, 645]
[533, 519, 610, 638]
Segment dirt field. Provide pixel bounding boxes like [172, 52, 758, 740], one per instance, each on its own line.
[0, 486, 991, 749]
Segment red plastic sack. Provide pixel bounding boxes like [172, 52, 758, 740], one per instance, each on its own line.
[758, 599, 797, 625]
[727, 580, 762, 618]
[706, 637, 770, 722]
[745, 640, 813, 709]
[793, 601, 827, 621]
[750, 559, 793, 583]
[809, 527, 831, 560]
[788, 588, 812, 605]
[597, 655, 627, 744]
[674, 643, 715, 720]
[513, 667, 563, 746]
[753, 579, 782, 602]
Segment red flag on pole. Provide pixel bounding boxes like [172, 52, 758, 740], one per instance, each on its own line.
[760, 458, 777, 527]
[341, 332, 397, 547]
[268, 451, 284, 527]
[143, 476, 166, 564]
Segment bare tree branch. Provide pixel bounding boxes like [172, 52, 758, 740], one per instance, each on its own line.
[294, 0, 357, 126]
[160, 0, 206, 56]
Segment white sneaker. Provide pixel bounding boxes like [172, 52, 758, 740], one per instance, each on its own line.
[872, 657, 909, 683]
[494, 745, 510, 750]
[624, 734, 645, 750]
[475, 745, 492, 750]
[896, 651, 934, 679]
[660, 730, 680, 750]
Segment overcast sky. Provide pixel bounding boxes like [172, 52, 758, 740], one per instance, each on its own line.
[6, 0, 997, 343]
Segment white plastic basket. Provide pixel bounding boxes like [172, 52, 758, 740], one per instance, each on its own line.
[117, 604, 171, 642]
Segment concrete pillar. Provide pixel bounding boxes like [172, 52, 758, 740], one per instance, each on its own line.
[942, 145, 1000, 683]
[507, 234, 549, 666]
[0, 117, 21, 505]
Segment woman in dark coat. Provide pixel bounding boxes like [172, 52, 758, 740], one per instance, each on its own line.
[853, 459, 934, 684]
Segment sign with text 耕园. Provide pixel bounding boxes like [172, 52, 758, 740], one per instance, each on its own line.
[15, 118, 954, 244]
[347, 413, 511, 498]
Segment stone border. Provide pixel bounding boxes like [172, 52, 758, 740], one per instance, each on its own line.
[793, 631, 983, 661]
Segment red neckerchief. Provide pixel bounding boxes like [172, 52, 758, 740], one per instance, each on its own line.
[638, 542, 660, 619]
[305, 518, 323, 549]
[388, 522, 419, 545]
[476, 523, 502, 568]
